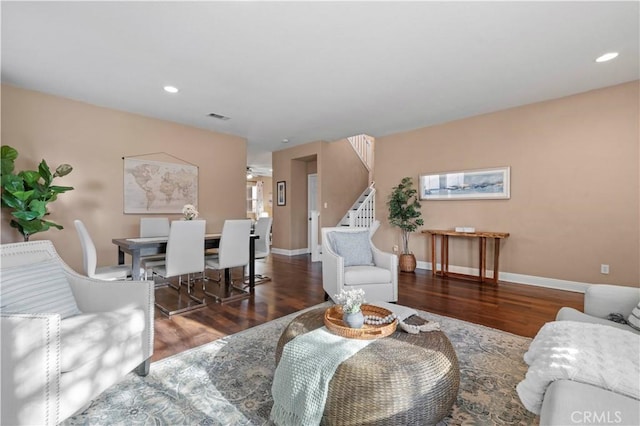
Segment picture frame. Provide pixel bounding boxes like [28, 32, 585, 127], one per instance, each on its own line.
[419, 166, 510, 200]
[276, 181, 286, 206]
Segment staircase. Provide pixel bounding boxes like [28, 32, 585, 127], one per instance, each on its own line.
[337, 182, 376, 228]
[348, 134, 374, 180]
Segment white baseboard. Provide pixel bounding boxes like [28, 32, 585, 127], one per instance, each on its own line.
[271, 255, 589, 293]
[271, 247, 310, 256]
[415, 261, 588, 293]
[272, 245, 322, 259]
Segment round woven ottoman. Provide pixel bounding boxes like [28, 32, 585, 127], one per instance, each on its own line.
[275, 307, 460, 426]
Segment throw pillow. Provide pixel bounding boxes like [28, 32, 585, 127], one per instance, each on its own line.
[329, 231, 374, 267]
[1, 258, 82, 319]
[628, 302, 640, 331]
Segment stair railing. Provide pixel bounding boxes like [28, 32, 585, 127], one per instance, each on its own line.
[347, 134, 374, 171]
[337, 182, 376, 228]
[347, 188, 376, 228]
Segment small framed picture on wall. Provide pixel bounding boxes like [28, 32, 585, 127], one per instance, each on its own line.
[276, 181, 286, 206]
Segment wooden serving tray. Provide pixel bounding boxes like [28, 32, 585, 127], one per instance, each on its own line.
[324, 304, 397, 340]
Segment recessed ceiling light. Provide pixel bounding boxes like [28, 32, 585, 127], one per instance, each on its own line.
[163, 85, 179, 93]
[282, 139, 289, 144]
[595, 52, 619, 63]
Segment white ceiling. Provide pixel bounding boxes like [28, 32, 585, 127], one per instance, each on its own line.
[2, 1, 638, 176]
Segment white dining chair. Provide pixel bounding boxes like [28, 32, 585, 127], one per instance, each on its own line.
[74, 219, 134, 280]
[140, 217, 170, 238]
[244, 216, 272, 285]
[139, 217, 170, 278]
[204, 219, 252, 302]
[150, 219, 207, 316]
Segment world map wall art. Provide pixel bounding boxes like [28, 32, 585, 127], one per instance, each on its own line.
[123, 158, 198, 213]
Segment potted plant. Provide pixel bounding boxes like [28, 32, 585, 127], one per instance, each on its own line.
[1, 145, 74, 241]
[387, 176, 424, 272]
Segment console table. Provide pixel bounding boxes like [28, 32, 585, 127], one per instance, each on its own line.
[423, 229, 509, 284]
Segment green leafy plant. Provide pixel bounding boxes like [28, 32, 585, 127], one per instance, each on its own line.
[1, 145, 74, 241]
[387, 176, 424, 254]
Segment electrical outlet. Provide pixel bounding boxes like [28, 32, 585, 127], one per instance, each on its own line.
[392, 245, 399, 253]
[600, 264, 610, 274]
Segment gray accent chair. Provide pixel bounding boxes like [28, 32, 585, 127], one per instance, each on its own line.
[556, 284, 640, 334]
[1, 240, 154, 425]
[538, 284, 640, 426]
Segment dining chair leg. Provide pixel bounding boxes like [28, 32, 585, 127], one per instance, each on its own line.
[153, 273, 180, 291]
[242, 265, 271, 288]
[202, 271, 222, 299]
[186, 273, 205, 305]
[154, 273, 206, 316]
[203, 268, 250, 303]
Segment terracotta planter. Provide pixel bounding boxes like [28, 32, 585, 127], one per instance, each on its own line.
[399, 253, 417, 272]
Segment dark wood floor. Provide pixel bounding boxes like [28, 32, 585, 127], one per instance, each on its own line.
[152, 254, 584, 362]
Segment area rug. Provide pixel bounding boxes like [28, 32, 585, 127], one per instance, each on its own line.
[64, 303, 537, 425]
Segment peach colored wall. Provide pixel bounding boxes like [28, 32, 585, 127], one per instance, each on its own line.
[321, 138, 369, 227]
[373, 81, 640, 287]
[1, 85, 247, 273]
[271, 138, 369, 251]
[271, 141, 323, 250]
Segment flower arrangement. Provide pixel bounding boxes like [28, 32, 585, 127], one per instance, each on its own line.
[182, 204, 199, 220]
[335, 288, 366, 314]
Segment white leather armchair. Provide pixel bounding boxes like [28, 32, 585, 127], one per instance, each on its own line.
[322, 222, 398, 303]
[1, 241, 154, 425]
[556, 284, 640, 334]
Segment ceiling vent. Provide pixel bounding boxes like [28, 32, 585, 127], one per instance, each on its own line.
[207, 112, 230, 121]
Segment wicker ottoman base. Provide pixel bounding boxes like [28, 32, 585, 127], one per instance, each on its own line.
[275, 307, 460, 426]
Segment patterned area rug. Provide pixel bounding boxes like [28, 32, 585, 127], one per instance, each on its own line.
[64, 303, 537, 425]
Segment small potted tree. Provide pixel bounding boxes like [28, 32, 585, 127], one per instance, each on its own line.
[387, 176, 424, 272]
[1, 145, 74, 241]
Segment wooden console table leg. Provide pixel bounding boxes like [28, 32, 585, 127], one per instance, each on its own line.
[492, 237, 501, 284]
[431, 234, 437, 277]
[442, 236, 449, 276]
[479, 237, 486, 282]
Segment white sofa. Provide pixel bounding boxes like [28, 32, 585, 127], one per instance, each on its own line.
[321, 223, 398, 303]
[1, 240, 154, 425]
[538, 284, 640, 426]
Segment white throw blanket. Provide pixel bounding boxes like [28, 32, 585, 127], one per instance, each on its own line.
[270, 326, 373, 425]
[516, 321, 640, 415]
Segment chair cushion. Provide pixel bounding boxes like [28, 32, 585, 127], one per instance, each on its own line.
[329, 231, 374, 267]
[344, 266, 392, 285]
[0, 258, 82, 319]
[60, 307, 146, 372]
[627, 302, 640, 331]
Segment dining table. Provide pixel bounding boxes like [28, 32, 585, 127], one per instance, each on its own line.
[111, 233, 259, 292]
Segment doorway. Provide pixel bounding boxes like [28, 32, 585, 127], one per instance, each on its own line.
[308, 173, 320, 261]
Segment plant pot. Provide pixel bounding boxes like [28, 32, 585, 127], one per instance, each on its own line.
[399, 253, 417, 273]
